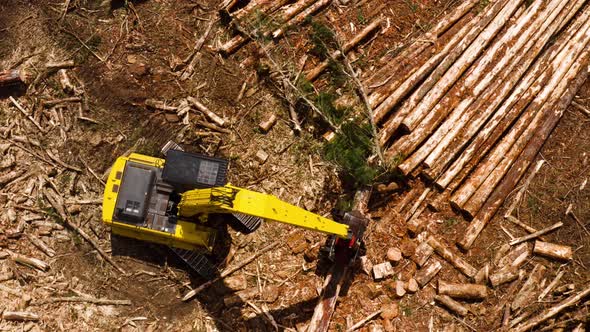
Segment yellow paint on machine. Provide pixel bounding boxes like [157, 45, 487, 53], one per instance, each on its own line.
[102, 153, 215, 252]
[178, 185, 350, 238]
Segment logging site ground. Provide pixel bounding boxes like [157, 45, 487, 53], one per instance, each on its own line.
[0, 0, 589, 331]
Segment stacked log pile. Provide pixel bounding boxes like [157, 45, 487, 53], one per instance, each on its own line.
[351, 0, 590, 250]
[219, 0, 333, 56]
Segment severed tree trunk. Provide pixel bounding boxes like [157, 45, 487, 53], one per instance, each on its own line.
[0, 69, 26, 87]
[533, 240, 573, 261]
[402, 0, 573, 177]
[305, 17, 383, 82]
[433, 3, 590, 190]
[366, 0, 481, 110]
[272, 0, 330, 39]
[427, 236, 477, 278]
[455, 24, 590, 217]
[457, 47, 590, 250]
[438, 280, 488, 300]
[219, 0, 317, 55]
[373, 0, 508, 130]
[379, 0, 522, 148]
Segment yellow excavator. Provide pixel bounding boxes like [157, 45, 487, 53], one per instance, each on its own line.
[102, 144, 367, 278]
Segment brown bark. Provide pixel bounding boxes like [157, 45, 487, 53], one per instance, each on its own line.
[305, 17, 383, 82]
[512, 264, 546, 310]
[187, 97, 226, 127]
[438, 280, 488, 300]
[453, 23, 590, 216]
[402, 0, 550, 171]
[272, 0, 330, 39]
[427, 236, 477, 278]
[219, 0, 317, 56]
[489, 268, 519, 288]
[26, 234, 55, 257]
[379, 0, 523, 147]
[415, 259, 442, 287]
[435, 295, 469, 316]
[434, 4, 590, 190]
[364, 0, 479, 92]
[9, 251, 49, 271]
[509, 222, 563, 246]
[497, 243, 530, 270]
[411, 241, 434, 267]
[405, 0, 573, 177]
[0, 69, 25, 86]
[533, 240, 573, 261]
[374, 0, 509, 133]
[258, 113, 277, 133]
[2, 311, 39, 322]
[514, 286, 590, 332]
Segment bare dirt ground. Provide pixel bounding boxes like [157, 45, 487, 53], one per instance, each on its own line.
[0, 0, 588, 331]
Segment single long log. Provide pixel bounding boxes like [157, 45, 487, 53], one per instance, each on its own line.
[402, 0, 570, 176]
[374, 0, 511, 134]
[434, 295, 469, 316]
[272, 0, 330, 39]
[438, 280, 487, 300]
[434, 3, 590, 189]
[415, 259, 442, 287]
[381, 0, 523, 149]
[489, 268, 519, 288]
[452, 20, 590, 213]
[0, 69, 26, 86]
[514, 285, 590, 332]
[533, 240, 573, 261]
[427, 236, 477, 278]
[219, 0, 317, 55]
[363, 0, 479, 90]
[457, 46, 590, 250]
[2, 311, 39, 322]
[305, 17, 383, 82]
[9, 251, 49, 271]
[509, 222, 563, 246]
[512, 264, 546, 310]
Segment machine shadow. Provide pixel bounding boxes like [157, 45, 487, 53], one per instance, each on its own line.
[111, 227, 361, 331]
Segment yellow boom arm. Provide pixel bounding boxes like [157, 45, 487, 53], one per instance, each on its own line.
[178, 185, 351, 239]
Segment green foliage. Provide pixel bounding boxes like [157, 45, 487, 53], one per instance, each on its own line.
[308, 20, 338, 59]
[476, 0, 490, 13]
[326, 59, 347, 88]
[251, 10, 279, 40]
[315, 91, 348, 124]
[324, 122, 378, 188]
[404, 0, 419, 13]
[356, 8, 367, 25]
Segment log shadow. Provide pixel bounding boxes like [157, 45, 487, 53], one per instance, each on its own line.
[0, 82, 27, 99]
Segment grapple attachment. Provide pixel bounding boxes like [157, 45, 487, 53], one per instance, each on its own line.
[320, 211, 368, 265]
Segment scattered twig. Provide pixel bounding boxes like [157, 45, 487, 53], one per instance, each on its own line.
[33, 296, 131, 306]
[182, 230, 297, 301]
[345, 310, 382, 332]
[43, 188, 126, 274]
[565, 204, 590, 236]
[9, 96, 46, 133]
[509, 222, 563, 246]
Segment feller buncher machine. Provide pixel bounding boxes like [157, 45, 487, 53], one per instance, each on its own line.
[102, 144, 367, 279]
